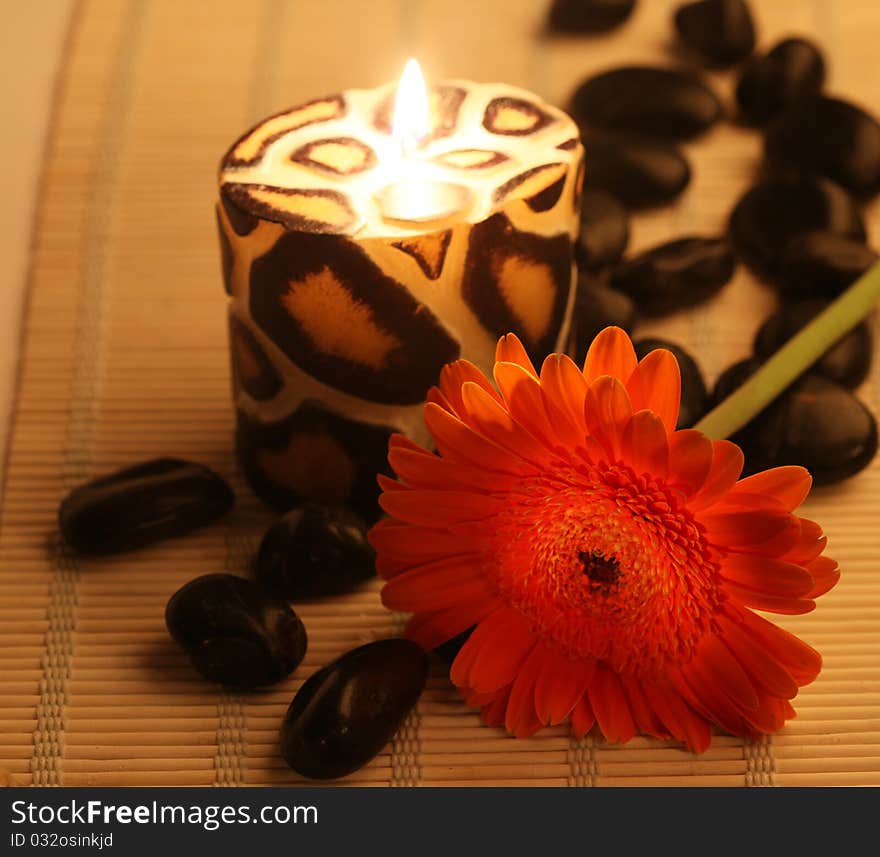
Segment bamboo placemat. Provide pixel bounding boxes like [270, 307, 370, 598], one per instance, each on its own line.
[2, 0, 879, 787]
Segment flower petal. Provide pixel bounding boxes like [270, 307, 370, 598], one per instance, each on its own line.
[437, 359, 502, 420]
[424, 402, 537, 476]
[389, 445, 519, 494]
[729, 466, 812, 512]
[620, 675, 671, 740]
[496, 333, 537, 378]
[505, 646, 546, 737]
[494, 361, 559, 449]
[726, 603, 822, 686]
[534, 646, 596, 726]
[723, 586, 816, 614]
[687, 440, 744, 512]
[690, 633, 760, 713]
[385, 581, 496, 619]
[540, 354, 589, 448]
[381, 556, 486, 611]
[450, 608, 516, 689]
[405, 598, 502, 651]
[370, 520, 478, 577]
[626, 349, 681, 435]
[582, 326, 638, 385]
[641, 682, 711, 753]
[780, 519, 827, 565]
[805, 556, 840, 598]
[379, 486, 500, 527]
[668, 429, 714, 496]
[377, 473, 406, 494]
[462, 686, 497, 708]
[460, 381, 550, 466]
[621, 410, 669, 478]
[719, 553, 815, 599]
[426, 385, 455, 414]
[584, 376, 632, 459]
[673, 665, 757, 739]
[735, 514, 803, 558]
[697, 506, 794, 548]
[455, 608, 537, 695]
[481, 686, 513, 728]
[389, 432, 429, 454]
[718, 609, 798, 699]
[588, 663, 636, 744]
[570, 694, 596, 739]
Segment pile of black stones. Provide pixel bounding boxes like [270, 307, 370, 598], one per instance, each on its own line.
[55, 0, 879, 780]
[560, 0, 877, 480]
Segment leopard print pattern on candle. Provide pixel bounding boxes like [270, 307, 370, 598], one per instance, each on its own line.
[217, 80, 584, 518]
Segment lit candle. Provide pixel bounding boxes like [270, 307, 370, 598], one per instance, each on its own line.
[216, 61, 584, 520]
[375, 58, 474, 223]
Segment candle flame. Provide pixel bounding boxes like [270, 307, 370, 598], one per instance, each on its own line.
[392, 58, 430, 159]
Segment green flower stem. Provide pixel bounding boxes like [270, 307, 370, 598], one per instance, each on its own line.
[694, 259, 880, 440]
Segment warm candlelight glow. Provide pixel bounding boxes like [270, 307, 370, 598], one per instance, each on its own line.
[392, 58, 430, 159]
[378, 58, 473, 224]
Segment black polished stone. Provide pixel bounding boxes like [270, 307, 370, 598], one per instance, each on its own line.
[736, 37, 825, 126]
[581, 132, 691, 207]
[765, 95, 880, 198]
[280, 639, 428, 780]
[548, 0, 636, 33]
[577, 188, 630, 270]
[728, 176, 866, 279]
[778, 231, 878, 300]
[59, 458, 234, 555]
[634, 338, 709, 428]
[754, 300, 873, 389]
[610, 236, 735, 315]
[434, 628, 474, 664]
[165, 573, 307, 688]
[712, 358, 760, 406]
[569, 280, 638, 359]
[712, 360, 878, 484]
[674, 0, 756, 68]
[571, 66, 722, 140]
[255, 503, 376, 600]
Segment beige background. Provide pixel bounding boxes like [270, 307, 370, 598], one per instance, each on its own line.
[0, 2, 75, 483]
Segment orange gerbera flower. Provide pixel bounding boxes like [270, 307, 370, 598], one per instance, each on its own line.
[369, 328, 839, 751]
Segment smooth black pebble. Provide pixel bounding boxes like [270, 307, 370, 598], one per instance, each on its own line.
[674, 0, 756, 68]
[728, 175, 866, 279]
[571, 66, 722, 139]
[548, 0, 636, 33]
[165, 573, 307, 688]
[610, 236, 735, 315]
[577, 188, 630, 270]
[778, 231, 879, 300]
[634, 338, 709, 428]
[765, 95, 880, 198]
[712, 360, 878, 484]
[569, 280, 638, 358]
[280, 639, 428, 780]
[582, 132, 691, 207]
[59, 458, 234, 555]
[256, 503, 375, 599]
[754, 300, 873, 389]
[434, 628, 474, 664]
[736, 37, 825, 126]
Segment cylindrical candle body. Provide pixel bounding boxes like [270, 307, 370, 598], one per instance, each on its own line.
[217, 80, 584, 520]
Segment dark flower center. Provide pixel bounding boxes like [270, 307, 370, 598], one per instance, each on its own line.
[488, 459, 721, 674]
[579, 550, 620, 593]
